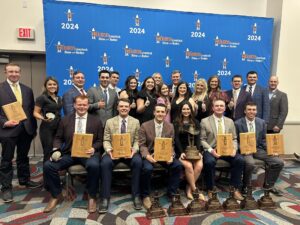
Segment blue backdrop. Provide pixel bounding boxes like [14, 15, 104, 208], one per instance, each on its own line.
[43, 0, 273, 94]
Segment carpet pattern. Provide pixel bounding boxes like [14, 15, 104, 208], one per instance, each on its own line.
[0, 158, 300, 225]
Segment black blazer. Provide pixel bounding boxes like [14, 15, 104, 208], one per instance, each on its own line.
[0, 81, 37, 137]
[53, 113, 104, 154]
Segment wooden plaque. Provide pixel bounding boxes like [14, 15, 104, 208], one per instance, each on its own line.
[266, 134, 284, 155]
[240, 132, 257, 154]
[112, 133, 131, 158]
[216, 134, 234, 156]
[154, 138, 172, 162]
[2, 101, 27, 121]
[71, 133, 93, 158]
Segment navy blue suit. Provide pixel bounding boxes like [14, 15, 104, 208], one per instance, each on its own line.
[0, 81, 37, 191]
[225, 89, 252, 121]
[62, 85, 82, 116]
[244, 85, 270, 123]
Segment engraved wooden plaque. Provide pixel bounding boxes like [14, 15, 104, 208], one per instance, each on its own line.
[216, 134, 233, 156]
[2, 101, 27, 121]
[112, 133, 131, 158]
[240, 132, 257, 154]
[266, 134, 284, 155]
[154, 138, 172, 162]
[71, 133, 93, 158]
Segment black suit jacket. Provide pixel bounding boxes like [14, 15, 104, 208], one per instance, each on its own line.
[225, 89, 252, 121]
[0, 81, 37, 137]
[53, 113, 104, 154]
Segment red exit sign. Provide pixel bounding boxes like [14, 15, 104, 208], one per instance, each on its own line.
[17, 28, 35, 40]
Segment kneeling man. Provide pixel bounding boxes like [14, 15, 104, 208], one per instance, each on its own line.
[43, 95, 103, 213]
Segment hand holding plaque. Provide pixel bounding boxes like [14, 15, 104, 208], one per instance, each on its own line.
[266, 134, 284, 155]
[71, 133, 93, 158]
[2, 101, 27, 122]
[240, 132, 256, 154]
[112, 133, 131, 158]
[216, 134, 233, 156]
[154, 138, 172, 162]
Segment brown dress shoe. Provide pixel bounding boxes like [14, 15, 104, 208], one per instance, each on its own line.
[44, 195, 63, 213]
[88, 197, 97, 213]
[143, 197, 152, 209]
[233, 190, 244, 201]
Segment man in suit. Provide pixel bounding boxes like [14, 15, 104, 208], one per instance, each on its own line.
[139, 103, 182, 209]
[0, 63, 40, 203]
[267, 75, 288, 133]
[235, 102, 284, 196]
[201, 99, 244, 200]
[244, 71, 270, 123]
[99, 98, 142, 213]
[168, 70, 181, 98]
[87, 69, 118, 125]
[226, 75, 252, 120]
[43, 95, 103, 213]
[62, 71, 86, 115]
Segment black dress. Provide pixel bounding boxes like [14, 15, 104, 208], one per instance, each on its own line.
[35, 93, 62, 161]
[136, 90, 156, 125]
[174, 120, 201, 158]
[170, 98, 188, 122]
[195, 95, 210, 122]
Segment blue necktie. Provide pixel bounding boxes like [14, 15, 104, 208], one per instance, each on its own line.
[103, 89, 108, 105]
[121, 119, 126, 133]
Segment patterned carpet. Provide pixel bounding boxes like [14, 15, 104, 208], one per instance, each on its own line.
[0, 157, 300, 225]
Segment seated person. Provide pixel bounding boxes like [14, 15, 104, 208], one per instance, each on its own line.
[139, 103, 182, 209]
[235, 102, 284, 196]
[99, 98, 142, 213]
[201, 99, 244, 200]
[43, 95, 103, 213]
[174, 101, 204, 200]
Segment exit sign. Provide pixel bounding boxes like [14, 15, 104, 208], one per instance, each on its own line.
[17, 28, 35, 40]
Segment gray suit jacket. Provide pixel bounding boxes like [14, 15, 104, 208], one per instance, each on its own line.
[103, 115, 140, 153]
[87, 86, 118, 125]
[267, 89, 288, 130]
[139, 119, 174, 157]
[200, 115, 237, 152]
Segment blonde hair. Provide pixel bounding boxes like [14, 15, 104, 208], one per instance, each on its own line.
[192, 78, 207, 101]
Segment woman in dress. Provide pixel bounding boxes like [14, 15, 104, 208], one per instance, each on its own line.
[206, 75, 228, 115]
[192, 78, 209, 122]
[156, 83, 171, 122]
[33, 77, 62, 162]
[170, 81, 196, 122]
[174, 102, 204, 200]
[136, 76, 157, 124]
[119, 75, 139, 118]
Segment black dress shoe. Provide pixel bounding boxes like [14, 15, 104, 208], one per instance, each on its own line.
[133, 196, 142, 210]
[20, 181, 43, 189]
[269, 187, 283, 196]
[99, 198, 109, 214]
[2, 189, 13, 203]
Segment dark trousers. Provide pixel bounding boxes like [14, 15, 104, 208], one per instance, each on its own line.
[0, 129, 33, 191]
[254, 150, 284, 188]
[203, 151, 245, 190]
[100, 153, 142, 199]
[39, 122, 57, 162]
[141, 158, 182, 197]
[43, 153, 100, 198]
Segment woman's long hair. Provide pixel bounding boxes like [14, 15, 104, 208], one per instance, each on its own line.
[174, 100, 197, 132]
[43, 76, 59, 95]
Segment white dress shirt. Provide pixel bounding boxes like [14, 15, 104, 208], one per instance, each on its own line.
[75, 113, 88, 133]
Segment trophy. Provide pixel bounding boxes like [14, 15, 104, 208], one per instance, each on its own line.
[185, 125, 201, 160]
[205, 189, 223, 212]
[223, 187, 241, 211]
[258, 189, 276, 209]
[241, 187, 258, 210]
[187, 188, 206, 214]
[146, 192, 166, 219]
[168, 191, 188, 216]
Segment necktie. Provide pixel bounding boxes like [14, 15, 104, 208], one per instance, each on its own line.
[249, 122, 254, 132]
[156, 124, 162, 137]
[12, 83, 22, 105]
[80, 89, 85, 96]
[103, 89, 108, 105]
[217, 119, 223, 134]
[233, 90, 238, 105]
[121, 119, 126, 133]
[77, 117, 83, 133]
[248, 85, 253, 96]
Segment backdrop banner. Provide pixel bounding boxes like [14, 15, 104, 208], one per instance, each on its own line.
[43, 0, 273, 93]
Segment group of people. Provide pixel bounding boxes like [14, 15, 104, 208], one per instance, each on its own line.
[0, 63, 288, 215]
